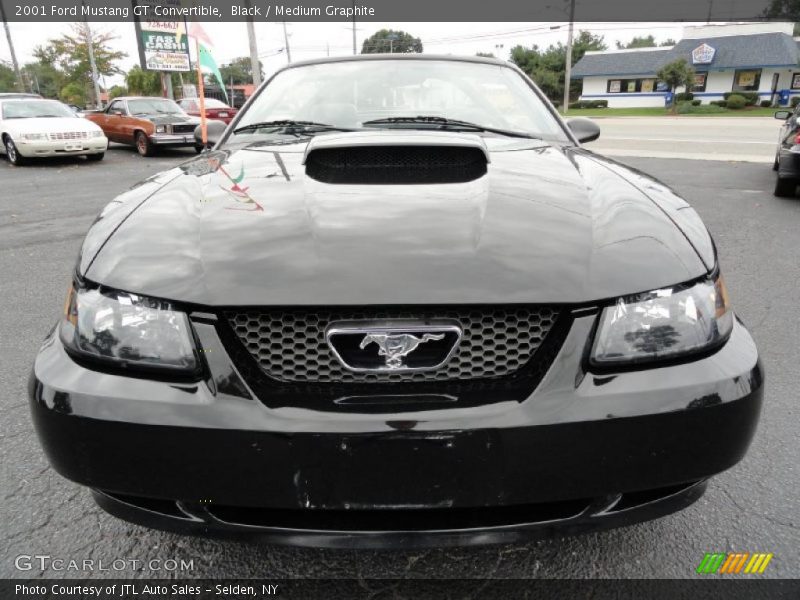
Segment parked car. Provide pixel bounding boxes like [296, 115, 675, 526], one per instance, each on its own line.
[0, 98, 107, 165]
[0, 92, 42, 99]
[30, 55, 763, 548]
[84, 96, 205, 156]
[178, 97, 238, 124]
[772, 107, 800, 196]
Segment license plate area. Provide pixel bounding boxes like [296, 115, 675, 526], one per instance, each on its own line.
[64, 142, 83, 151]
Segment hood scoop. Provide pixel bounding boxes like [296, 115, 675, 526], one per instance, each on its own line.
[303, 130, 489, 185]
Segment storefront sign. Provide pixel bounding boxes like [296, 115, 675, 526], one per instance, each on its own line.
[792, 73, 800, 90]
[641, 79, 655, 93]
[133, 0, 190, 72]
[691, 43, 716, 65]
[609, 80, 621, 93]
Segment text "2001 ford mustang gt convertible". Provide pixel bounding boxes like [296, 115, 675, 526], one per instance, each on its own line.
[29, 55, 763, 548]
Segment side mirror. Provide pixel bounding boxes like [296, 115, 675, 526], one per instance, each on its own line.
[566, 117, 601, 143]
[194, 120, 227, 148]
[774, 110, 792, 120]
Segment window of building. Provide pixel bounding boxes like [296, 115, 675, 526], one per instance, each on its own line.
[791, 73, 800, 90]
[692, 72, 708, 92]
[607, 78, 664, 94]
[732, 69, 761, 92]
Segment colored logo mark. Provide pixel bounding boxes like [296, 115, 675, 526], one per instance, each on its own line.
[696, 552, 773, 574]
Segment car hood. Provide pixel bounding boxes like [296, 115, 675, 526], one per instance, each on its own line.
[81, 133, 709, 306]
[5, 116, 102, 133]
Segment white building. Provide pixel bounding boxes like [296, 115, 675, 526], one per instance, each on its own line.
[571, 23, 800, 107]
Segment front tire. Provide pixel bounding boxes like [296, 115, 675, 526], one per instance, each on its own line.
[774, 176, 797, 197]
[135, 131, 155, 157]
[86, 152, 104, 162]
[4, 136, 27, 166]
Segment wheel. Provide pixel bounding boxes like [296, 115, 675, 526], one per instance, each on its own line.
[135, 131, 155, 157]
[4, 135, 27, 166]
[86, 152, 104, 162]
[774, 176, 796, 197]
[194, 144, 205, 154]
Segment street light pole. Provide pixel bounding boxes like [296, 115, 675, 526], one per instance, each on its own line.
[282, 21, 291, 63]
[562, 0, 576, 114]
[245, 0, 261, 87]
[352, 0, 357, 54]
[0, 2, 23, 92]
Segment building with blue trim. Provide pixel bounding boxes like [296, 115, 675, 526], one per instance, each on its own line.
[571, 23, 800, 107]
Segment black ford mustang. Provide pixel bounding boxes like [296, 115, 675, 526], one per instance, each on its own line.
[30, 55, 763, 548]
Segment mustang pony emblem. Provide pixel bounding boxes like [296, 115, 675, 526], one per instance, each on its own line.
[360, 333, 445, 369]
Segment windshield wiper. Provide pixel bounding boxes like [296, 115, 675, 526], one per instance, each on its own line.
[233, 120, 357, 135]
[361, 116, 540, 139]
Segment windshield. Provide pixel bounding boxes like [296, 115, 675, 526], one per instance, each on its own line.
[2, 100, 75, 119]
[231, 59, 568, 142]
[126, 98, 184, 116]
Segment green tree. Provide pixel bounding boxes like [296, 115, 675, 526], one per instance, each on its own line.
[108, 84, 128, 100]
[124, 65, 161, 96]
[219, 56, 263, 85]
[34, 24, 126, 105]
[510, 31, 606, 103]
[656, 58, 695, 114]
[22, 61, 65, 98]
[59, 82, 86, 106]
[0, 61, 17, 92]
[616, 35, 656, 49]
[660, 38, 676, 46]
[361, 29, 423, 54]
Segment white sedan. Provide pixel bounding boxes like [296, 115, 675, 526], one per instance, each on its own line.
[0, 99, 108, 165]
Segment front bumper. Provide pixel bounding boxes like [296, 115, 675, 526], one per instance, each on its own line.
[17, 137, 108, 157]
[149, 133, 197, 146]
[29, 313, 763, 547]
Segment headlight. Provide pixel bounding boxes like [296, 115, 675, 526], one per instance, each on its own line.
[60, 285, 198, 374]
[19, 133, 46, 140]
[90, 130, 105, 138]
[590, 275, 733, 366]
[155, 125, 167, 133]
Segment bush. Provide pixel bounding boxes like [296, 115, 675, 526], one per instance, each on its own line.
[674, 92, 694, 103]
[677, 102, 727, 115]
[760, 100, 773, 107]
[568, 100, 608, 109]
[710, 100, 727, 108]
[726, 94, 747, 109]
[791, 96, 800, 108]
[691, 99, 702, 106]
[723, 91, 758, 106]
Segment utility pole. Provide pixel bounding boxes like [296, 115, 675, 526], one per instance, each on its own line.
[82, 0, 103, 108]
[245, 0, 261, 87]
[562, 0, 576, 115]
[282, 21, 291, 63]
[0, 2, 23, 92]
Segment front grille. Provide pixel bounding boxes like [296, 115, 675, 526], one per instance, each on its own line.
[48, 131, 89, 141]
[172, 124, 196, 134]
[227, 306, 559, 384]
[305, 146, 488, 184]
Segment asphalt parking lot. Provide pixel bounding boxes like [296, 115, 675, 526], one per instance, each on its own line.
[1, 140, 798, 580]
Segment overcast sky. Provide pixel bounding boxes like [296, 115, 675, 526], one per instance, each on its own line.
[1, 21, 691, 86]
